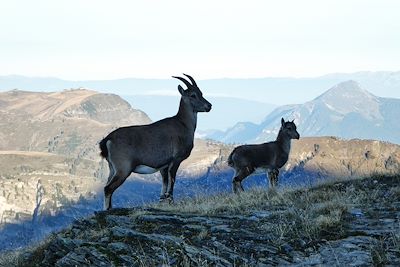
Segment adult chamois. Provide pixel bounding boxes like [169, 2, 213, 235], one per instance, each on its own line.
[99, 74, 212, 210]
[228, 118, 300, 193]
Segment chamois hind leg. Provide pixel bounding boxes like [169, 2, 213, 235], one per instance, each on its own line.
[104, 160, 132, 210]
[232, 167, 254, 193]
[268, 169, 279, 188]
[159, 167, 169, 202]
[106, 161, 115, 183]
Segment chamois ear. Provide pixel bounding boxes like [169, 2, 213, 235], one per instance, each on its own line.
[281, 118, 285, 126]
[178, 85, 186, 96]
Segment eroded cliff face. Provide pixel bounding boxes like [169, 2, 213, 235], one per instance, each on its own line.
[13, 175, 400, 267]
[285, 137, 400, 180]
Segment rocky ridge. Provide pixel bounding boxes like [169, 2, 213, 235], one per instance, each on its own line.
[8, 175, 400, 266]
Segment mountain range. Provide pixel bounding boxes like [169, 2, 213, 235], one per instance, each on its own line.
[2, 71, 400, 131]
[207, 81, 400, 144]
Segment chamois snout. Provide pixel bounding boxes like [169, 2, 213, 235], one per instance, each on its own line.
[204, 102, 212, 112]
[196, 95, 212, 112]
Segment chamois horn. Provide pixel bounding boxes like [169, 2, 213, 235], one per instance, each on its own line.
[183, 73, 198, 87]
[172, 76, 192, 89]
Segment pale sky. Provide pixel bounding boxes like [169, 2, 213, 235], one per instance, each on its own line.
[1, 0, 399, 80]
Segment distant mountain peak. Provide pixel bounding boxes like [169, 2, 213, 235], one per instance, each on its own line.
[334, 79, 360, 87]
[311, 80, 380, 119]
[317, 80, 376, 102]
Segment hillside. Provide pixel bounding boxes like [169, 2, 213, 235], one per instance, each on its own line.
[0, 89, 151, 159]
[210, 81, 400, 144]
[3, 175, 399, 266]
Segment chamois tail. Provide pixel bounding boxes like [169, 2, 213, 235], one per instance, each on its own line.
[99, 138, 109, 158]
[227, 150, 235, 167]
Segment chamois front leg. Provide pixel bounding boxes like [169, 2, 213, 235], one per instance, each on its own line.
[268, 169, 279, 188]
[159, 167, 169, 202]
[164, 161, 181, 204]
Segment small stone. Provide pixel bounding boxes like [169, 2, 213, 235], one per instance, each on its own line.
[210, 224, 231, 233]
[100, 236, 110, 243]
[258, 245, 279, 254]
[281, 243, 293, 253]
[107, 242, 132, 254]
[342, 242, 358, 249]
[350, 208, 364, 217]
[182, 224, 207, 231]
[43, 237, 83, 265]
[298, 239, 307, 248]
[119, 255, 137, 266]
[55, 247, 114, 267]
[105, 215, 133, 226]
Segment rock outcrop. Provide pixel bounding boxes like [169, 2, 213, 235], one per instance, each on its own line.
[15, 175, 400, 266]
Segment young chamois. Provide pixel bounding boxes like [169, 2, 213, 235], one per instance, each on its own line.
[228, 118, 300, 193]
[99, 74, 212, 210]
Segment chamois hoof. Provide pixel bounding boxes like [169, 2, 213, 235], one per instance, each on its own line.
[167, 197, 174, 204]
[232, 181, 244, 194]
[165, 193, 174, 204]
[159, 194, 174, 204]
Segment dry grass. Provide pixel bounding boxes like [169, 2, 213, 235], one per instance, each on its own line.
[370, 238, 389, 266]
[0, 250, 24, 267]
[154, 177, 373, 216]
[153, 187, 289, 215]
[390, 186, 400, 197]
[151, 180, 375, 245]
[391, 224, 400, 253]
[0, 234, 56, 267]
